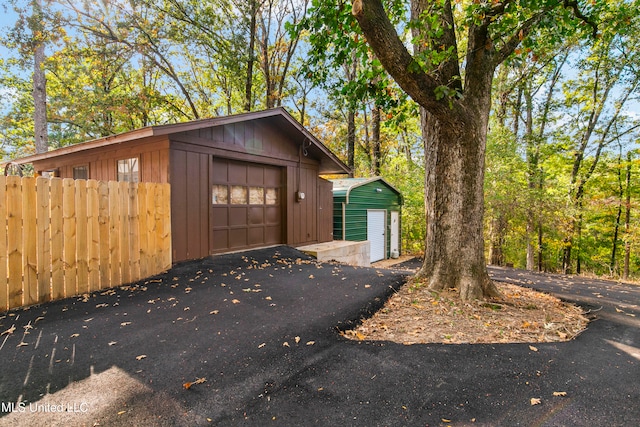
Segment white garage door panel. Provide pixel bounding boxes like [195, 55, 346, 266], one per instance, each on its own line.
[367, 210, 386, 263]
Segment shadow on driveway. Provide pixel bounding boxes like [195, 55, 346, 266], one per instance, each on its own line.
[0, 248, 638, 426]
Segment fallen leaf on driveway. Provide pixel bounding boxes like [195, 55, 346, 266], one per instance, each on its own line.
[121, 322, 132, 326]
[283, 341, 290, 347]
[295, 336, 300, 344]
[210, 310, 219, 315]
[529, 345, 538, 352]
[553, 391, 567, 397]
[1, 325, 16, 336]
[530, 397, 541, 405]
[258, 343, 266, 348]
[306, 341, 315, 346]
[232, 299, 240, 304]
[108, 341, 117, 346]
[184, 377, 206, 389]
[136, 355, 147, 360]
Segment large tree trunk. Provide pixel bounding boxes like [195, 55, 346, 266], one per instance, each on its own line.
[416, 107, 500, 300]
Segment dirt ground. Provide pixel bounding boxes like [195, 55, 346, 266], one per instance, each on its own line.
[345, 258, 590, 345]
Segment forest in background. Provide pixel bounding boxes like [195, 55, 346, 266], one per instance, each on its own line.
[1, 0, 639, 279]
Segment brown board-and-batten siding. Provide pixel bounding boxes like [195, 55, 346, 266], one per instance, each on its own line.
[33, 136, 171, 184]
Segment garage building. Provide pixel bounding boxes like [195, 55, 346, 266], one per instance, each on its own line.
[16, 108, 349, 263]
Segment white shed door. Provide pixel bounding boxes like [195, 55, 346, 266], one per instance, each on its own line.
[367, 210, 386, 263]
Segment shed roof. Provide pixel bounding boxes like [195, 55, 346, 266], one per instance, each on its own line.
[13, 107, 350, 175]
[331, 177, 403, 204]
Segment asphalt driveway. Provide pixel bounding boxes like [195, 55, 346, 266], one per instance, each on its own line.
[0, 246, 638, 426]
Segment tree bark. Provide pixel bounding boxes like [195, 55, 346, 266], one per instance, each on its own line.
[33, 0, 48, 154]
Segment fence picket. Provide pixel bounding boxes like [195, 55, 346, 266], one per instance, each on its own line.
[76, 180, 89, 295]
[108, 181, 121, 287]
[98, 181, 110, 289]
[7, 176, 23, 309]
[50, 178, 64, 300]
[22, 177, 38, 305]
[129, 183, 141, 282]
[36, 177, 51, 303]
[138, 183, 149, 279]
[63, 179, 77, 297]
[87, 180, 100, 291]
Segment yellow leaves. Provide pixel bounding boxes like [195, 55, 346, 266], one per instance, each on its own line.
[210, 310, 219, 315]
[530, 397, 541, 406]
[136, 354, 146, 360]
[231, 299, 240, 304]
[258, 342, 266, 348]
[553, 391, 567, 397]
[529, 345, 538, 352]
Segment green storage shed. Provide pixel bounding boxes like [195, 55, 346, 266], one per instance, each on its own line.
[331, 177, 403, 263]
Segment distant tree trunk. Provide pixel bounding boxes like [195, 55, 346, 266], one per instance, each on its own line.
[611, 149, 625, 274]
[489, 214, 506, 266]
[371, 106, 381, 175]
[347, 109, 356, 177]
[244, 0, 258, 111]
[623, 151, 632, 280]
[33, 0, 48, 153]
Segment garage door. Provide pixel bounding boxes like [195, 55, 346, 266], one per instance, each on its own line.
[211, 158, 283, 253]
[367, 210, 386, 263]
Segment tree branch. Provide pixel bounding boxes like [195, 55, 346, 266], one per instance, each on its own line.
[563, 0, 598, 38]
[352, 0, 453, 119]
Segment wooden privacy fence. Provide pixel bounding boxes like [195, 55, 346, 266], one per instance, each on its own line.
[0, 176, 172, 312]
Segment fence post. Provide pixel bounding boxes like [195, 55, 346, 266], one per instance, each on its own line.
[0, 176, 7, 311]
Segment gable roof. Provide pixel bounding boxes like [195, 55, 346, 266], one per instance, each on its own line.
[331, 177, 403, 204]
[13, 107, 350, 175]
